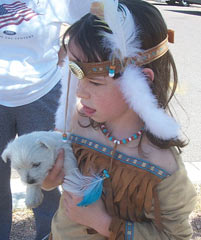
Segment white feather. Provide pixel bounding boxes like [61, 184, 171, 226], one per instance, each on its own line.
[62, 168, 103, 195]
[119, 65, 180, 140]
[101, 0, 141, 59]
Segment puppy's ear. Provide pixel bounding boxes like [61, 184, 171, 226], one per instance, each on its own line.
[38, 140, 50, 149]
[36, 136, 56, 150]
[1, 148, 11, 163]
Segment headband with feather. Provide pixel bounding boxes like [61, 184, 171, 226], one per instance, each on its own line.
[90, 0, 180, 140]
[57, 0, 179, 209]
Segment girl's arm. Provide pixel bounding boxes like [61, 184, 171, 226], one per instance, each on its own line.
[132, 167, 197, 240]
[63, 191, 112, 237]
[62, 160, 196, 239]
[108, 164, 197, 240]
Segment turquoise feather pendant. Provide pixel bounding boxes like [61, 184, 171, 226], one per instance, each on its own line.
[77, 169, 110, 207]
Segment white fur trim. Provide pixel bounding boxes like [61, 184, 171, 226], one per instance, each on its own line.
[119, 65, 180, 140]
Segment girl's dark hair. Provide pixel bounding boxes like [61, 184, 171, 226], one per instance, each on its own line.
[63, 0, 186, 151]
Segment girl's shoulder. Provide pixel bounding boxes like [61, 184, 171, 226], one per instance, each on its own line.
[71, 113, 106, 143]
[71, 114, 178, 174]
[141, 139, 179, 174]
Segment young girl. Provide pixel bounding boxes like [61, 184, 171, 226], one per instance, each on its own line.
[43, 0, 197, 239]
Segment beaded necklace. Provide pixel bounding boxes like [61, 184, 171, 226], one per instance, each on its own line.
[100, 124, 144, 145]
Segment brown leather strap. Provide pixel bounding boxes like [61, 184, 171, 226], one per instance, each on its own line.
[48, 233, 52, 240]
[153, 187, 163, 231]
[69, 36, 168, 80]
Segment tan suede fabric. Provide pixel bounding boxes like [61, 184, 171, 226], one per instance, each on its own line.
[51, 144, 196, 240]
[134, 148, 197, 240]
[51, 195, 105, 240]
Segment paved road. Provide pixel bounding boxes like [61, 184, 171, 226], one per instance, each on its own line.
[150, 1, 201, 163]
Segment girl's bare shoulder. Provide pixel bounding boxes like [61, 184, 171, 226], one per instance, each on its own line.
[70, 113, 90, 135]
[71, 115, 178, 174]
[70, 114, 104, 142]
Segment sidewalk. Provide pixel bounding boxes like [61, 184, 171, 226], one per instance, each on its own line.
[184, 162, 201, 184]
[11, 172, 26, 209]
[11, 162, 201, 210]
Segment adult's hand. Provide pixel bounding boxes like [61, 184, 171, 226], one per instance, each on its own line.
[42, 148, 65, 190]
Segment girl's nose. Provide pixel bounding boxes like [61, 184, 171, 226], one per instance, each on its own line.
[76, 79, 90, 99]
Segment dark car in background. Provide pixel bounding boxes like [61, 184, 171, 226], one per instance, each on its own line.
[166, 0, 201, 6]
[187, 0, 201, 4]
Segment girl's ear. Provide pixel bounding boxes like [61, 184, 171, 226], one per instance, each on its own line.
[142, 68, 154, 82]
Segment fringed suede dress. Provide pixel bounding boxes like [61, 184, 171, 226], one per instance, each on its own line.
[51, 134, 197, 240]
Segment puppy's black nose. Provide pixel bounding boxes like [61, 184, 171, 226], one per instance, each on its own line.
[27, 175, 36, 184]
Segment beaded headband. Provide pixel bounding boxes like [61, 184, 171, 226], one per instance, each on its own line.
[62, 0, 180, 141]
[68, 36, 169, 80]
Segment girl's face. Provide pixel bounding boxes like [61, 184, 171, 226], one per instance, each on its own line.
[76, 75, 130, 124]
[68, 43, 131, 125]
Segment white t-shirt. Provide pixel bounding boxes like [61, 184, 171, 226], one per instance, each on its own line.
[0, 0, 72, 107]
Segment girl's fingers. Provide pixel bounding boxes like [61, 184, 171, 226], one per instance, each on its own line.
[41, 149, 65, 190]
[63, 191, 82, 204]
[63, 191, 73, 200]
[50, 148, 64, 177]
[55, 170, 65, 185]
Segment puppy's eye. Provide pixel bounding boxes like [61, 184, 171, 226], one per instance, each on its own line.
[32, 163, 41, 168]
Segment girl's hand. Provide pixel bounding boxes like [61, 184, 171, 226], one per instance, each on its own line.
[41, 149, 65, 190]
[63, 191, 112, 237]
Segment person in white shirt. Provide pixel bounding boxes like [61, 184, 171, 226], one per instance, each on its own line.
[0, 0, 91, 239]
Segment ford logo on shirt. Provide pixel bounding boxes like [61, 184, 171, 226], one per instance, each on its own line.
[3, 30, 16, 35]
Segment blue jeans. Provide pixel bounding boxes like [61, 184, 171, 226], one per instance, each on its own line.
[0, 82, 61, 240]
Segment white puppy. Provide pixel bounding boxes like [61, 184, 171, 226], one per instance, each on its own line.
[1, 131, 77, 208]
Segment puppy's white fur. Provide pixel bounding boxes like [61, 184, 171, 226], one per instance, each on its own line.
[1, 131, 77, 208]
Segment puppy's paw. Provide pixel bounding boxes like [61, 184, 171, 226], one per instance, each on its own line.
[26, 186, 44, 208]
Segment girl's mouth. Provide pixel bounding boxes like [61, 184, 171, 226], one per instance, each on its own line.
[82, 105, 96, 116]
